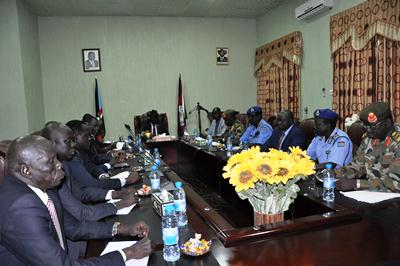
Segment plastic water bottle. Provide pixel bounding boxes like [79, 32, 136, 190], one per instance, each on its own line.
[153, 148, 161, 160]
[193, 128, 199, 138]
[149, 165, 160, 192]
[173, 181, 188, 227]
[206, 133, 213, 151]
[322, 163, 335, 202]
[162, 205, 180, 262]
[226, 136, 233, 157]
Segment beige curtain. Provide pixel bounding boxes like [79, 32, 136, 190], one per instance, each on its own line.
[255, 32, 302, 120]
[331, 0, 400, 126]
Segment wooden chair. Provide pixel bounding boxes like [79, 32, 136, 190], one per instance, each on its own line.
[133, 112, 169, 135]
[347, 121, 366, 155]
[298, 118, 315, 148]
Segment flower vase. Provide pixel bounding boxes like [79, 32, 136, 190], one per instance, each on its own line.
[253, 211, 284, 226]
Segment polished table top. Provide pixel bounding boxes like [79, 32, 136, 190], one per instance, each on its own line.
[92, 140, 400, 266]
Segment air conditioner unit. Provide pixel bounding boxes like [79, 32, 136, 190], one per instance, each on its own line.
[295, 0, 334, 20]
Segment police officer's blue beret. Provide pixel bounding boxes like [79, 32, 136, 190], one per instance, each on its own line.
[314, 108, 338, 120]
[247, 106, 262, 116]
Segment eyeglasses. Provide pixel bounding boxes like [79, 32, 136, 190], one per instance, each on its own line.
[362, 119, 386, 130]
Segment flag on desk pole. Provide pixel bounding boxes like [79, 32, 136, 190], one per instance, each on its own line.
[95, 78, 106, 141]
[177, 74, 187, 137]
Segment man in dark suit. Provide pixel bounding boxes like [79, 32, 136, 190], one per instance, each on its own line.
[0, 135, 152, 265]
[140, 110, 169, 136]
[42, 122, 137, 259]
[41, 122, 135, 219]
[65, 120, 140, 189]
[262, 110, 306, 152]
[82, 113, 115, 157]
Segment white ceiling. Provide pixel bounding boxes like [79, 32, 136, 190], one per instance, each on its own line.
[24, 0, 289, 18]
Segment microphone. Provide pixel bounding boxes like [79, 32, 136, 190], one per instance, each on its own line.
[124, 124, 135, 139]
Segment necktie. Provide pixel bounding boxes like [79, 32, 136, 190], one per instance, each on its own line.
[278, 132, 285, 150]
[46, 197, 65, 250]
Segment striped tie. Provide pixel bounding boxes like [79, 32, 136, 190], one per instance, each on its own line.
[46, 197, 65, 250]
[278, 132, 285, 150]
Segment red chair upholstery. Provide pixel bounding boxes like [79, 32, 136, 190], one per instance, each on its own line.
[298, 118, 315, 148]
[347, 121, 366, 155]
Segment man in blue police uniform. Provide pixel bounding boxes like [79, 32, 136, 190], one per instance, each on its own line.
[306, 108, 352, 169]
[240, 106, 273, 146]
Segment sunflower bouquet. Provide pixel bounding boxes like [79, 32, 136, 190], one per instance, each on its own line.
[222, 146, 315, 215]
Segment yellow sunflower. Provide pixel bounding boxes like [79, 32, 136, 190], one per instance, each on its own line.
[271, 160, 296, 184]
[266, 148, 292, 161]
[292, 158, 316, 176]
[252, 157, 276, 182]
[240, 146, 261, 160]
[223, 152, 248, 176]
[229, 162, 258, 192]
[289, 146, 312, 163]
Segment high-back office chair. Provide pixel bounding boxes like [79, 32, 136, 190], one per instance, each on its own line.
[298, 118, 315, 148]
[133, 112, 169, 135]
[347, 121, 366, 155]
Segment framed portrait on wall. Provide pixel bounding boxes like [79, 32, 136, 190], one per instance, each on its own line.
[216, 47, 229, 65]
[82, 48, 101, 72]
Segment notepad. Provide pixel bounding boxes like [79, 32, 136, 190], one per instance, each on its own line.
[101, 241, 149, 266]
[340, 190, 400, 203]
[108, 199, 136, 215]
[110, 171, 130, 179]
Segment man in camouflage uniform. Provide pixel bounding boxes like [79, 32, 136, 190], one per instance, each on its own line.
[222, 109, 244, 146]
[336, 102, 400, 192]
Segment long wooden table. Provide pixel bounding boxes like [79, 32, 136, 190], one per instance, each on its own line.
[91, 140, 400, 265]
[148, 140, 400, 265]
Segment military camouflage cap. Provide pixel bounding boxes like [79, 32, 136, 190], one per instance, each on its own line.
[359, 102, 392, 124]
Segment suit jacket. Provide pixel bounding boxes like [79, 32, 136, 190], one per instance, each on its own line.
[80, 150, 108, 178]
[59, 163, 117, 221]
[64, 152, 122, 190]
[0, 175, 124, 266]
[261, 125, 307, 152]
[140, 120, 169, 135]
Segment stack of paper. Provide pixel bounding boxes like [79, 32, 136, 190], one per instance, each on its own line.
[101, 241, 149, 266]
[340, 190, 400, 203]
[111, 171, 130, 179]
[108, 199, 136, 215]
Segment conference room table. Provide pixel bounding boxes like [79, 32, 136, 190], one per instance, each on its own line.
[89, 139, 400, 266]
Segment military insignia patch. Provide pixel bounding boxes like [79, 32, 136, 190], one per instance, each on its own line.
[368, 112, 377, 123]
[337, 141, 346, 147]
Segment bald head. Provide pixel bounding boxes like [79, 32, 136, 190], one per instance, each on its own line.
[42, 122, 76, 161]
[6, 135, 64, 190]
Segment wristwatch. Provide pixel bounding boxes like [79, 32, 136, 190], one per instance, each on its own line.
[112, 222, 120, 236]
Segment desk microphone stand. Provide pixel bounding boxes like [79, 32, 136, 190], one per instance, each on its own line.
[189, 102, 209, 134]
